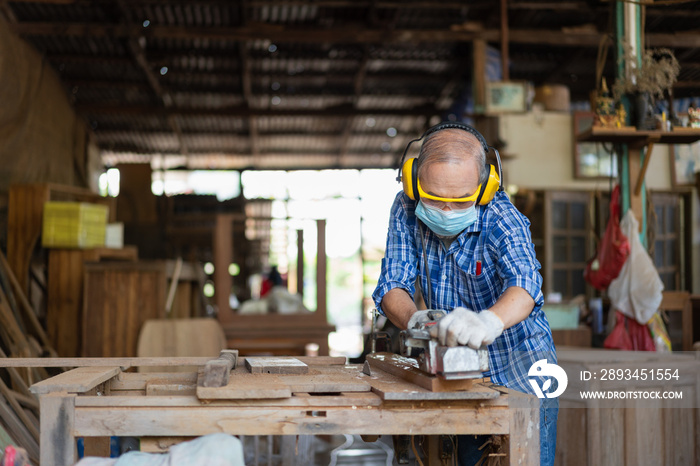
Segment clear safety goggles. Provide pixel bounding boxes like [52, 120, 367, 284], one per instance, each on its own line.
[417, 179, 480, 210]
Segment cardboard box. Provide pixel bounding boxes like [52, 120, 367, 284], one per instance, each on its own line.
[534, 84, 570, 112]
[42, 202, 108, 248]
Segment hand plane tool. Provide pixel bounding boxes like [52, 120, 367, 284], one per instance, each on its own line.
[399, 310, 489, 380]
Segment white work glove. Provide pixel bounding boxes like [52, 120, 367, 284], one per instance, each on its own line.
[429, 307, 504, 349]
[406, 309, 435, 329]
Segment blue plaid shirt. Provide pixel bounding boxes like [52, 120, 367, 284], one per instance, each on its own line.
[373, 191, 556, 394]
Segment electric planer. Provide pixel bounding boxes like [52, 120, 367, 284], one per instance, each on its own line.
[399, 310, 489, 380]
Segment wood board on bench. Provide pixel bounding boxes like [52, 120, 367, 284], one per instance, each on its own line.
[364, 366, 501, 401]
[196, 364, 370, 400]
[366, 352, 483, 393]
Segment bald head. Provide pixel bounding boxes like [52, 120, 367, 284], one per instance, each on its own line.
[415, 128, 488, 186]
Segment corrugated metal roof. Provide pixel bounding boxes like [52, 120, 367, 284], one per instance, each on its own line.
[6, 0, 700, 170]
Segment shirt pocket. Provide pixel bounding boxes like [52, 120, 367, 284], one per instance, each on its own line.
[456, 259, 498, 309]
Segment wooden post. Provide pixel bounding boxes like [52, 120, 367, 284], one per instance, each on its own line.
[627, 145, 644, 231]
[296, 229, 304, 298]
[315, 219, 327, 322]
[39, 393, 76, 466]
[473, 38, 487, 114]
[500, 0, 509, 81]
[214, 214, 234, 323]
[507, 390, 540, 466]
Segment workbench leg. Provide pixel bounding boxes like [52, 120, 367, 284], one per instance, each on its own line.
[423, 436, 443, 465]
[508, 392, 540, 466]
[39, 393, 76, 466]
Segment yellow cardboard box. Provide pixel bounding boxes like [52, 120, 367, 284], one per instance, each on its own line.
[42, 202, 109, 248]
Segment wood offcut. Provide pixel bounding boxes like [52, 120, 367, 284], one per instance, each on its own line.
[201, 349, 238, 387]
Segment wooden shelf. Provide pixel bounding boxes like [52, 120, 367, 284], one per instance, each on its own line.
[577, 127, 700, 145]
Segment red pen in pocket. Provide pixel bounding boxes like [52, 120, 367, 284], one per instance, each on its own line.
[475, 260, 482, 276]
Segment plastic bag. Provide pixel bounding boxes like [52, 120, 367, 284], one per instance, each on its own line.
[584, 186, 630, 291]
[603, 311, 633, 350]
[603, 310, 656, 351]
[608, 209, 664, 324]
[648, 312, 672, 352]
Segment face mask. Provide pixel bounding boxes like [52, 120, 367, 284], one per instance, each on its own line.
[415, 201, 477, 237]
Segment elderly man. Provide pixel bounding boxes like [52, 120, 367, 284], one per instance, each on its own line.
[372, 122, 558, 466]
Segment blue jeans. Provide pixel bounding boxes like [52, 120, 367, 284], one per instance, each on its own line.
[456, 397, 558, 466]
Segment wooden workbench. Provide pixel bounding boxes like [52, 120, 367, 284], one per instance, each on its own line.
[21, 356, 539, 466]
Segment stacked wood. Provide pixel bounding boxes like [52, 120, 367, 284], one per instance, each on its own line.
[0, 250, 56, 465]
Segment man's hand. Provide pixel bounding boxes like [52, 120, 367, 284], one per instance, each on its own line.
[429, 307, 504, 348]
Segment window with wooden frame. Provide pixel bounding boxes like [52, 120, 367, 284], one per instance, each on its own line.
[543, 191, 594, 300]
[647, 191, 692, 291]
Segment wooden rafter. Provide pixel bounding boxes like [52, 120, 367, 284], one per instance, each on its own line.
[115, 0, 188, 155]
[238, 1, 258, 163]
[0, 1, 18, 23]
[14, 21, 700, 49]
[337, 49, 369, 164]
[75, 103, 439, 117]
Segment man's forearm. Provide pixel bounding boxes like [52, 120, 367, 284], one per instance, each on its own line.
[381, 288, 418, 330]
[489, 286, 535, 329]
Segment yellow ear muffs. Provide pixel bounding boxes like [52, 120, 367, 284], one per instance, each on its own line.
[401, 157, 419, 200]
[476, 164, 500, 205]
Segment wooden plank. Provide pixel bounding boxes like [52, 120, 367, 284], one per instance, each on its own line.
[0, 356, 215, 368]
[625, 399, 664, 466]
[366, 367, 500, 401]
[146, 384, 196, 397]
[0, 348, 34, 400]
[136, 318, 227, 373]
[0, 395, 40, 463]
[213, 213, 234, 322]
[39, 393, 76, 466]
[75, 392, 383, 408]
[664, 405, 695, 465]
[473, 39, 487, 112]
[8, 184, 49, 295]
[554, 400, 588, 466]
[201, 350, 238, 387]
[282, 374, 370, 393]
[47, 249, 84, 357]
[72, 404, 511, 437]
[366, 353, 477, 392]
[506, 389, 540, 466]
[0, 378, 39, 442]
[111, 372, 198, 391]
[30, 367, 119, 395]
[245, 357, 309, 374]
[197, 373, 292, 400]
[316, 219, 327, 324]
[0, 250, 54, 352]
[82, 262, 166, 357]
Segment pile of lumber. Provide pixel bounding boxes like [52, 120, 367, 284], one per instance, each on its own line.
[0, 250, 57, 464]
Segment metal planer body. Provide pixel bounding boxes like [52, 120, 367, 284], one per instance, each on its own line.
[399, 311, 489, 380]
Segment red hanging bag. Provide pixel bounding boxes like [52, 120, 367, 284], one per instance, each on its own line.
[584, 185, 630, 291]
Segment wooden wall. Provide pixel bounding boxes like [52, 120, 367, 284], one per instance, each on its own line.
[0, 16, 99, 247]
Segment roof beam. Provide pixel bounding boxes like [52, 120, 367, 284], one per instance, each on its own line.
[75, 103, 439, 117]
[337, 48, 369, 163]
[17, 22, 697, 48]
[0, 1, 18, 23]
[5, 22, 588, 45]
